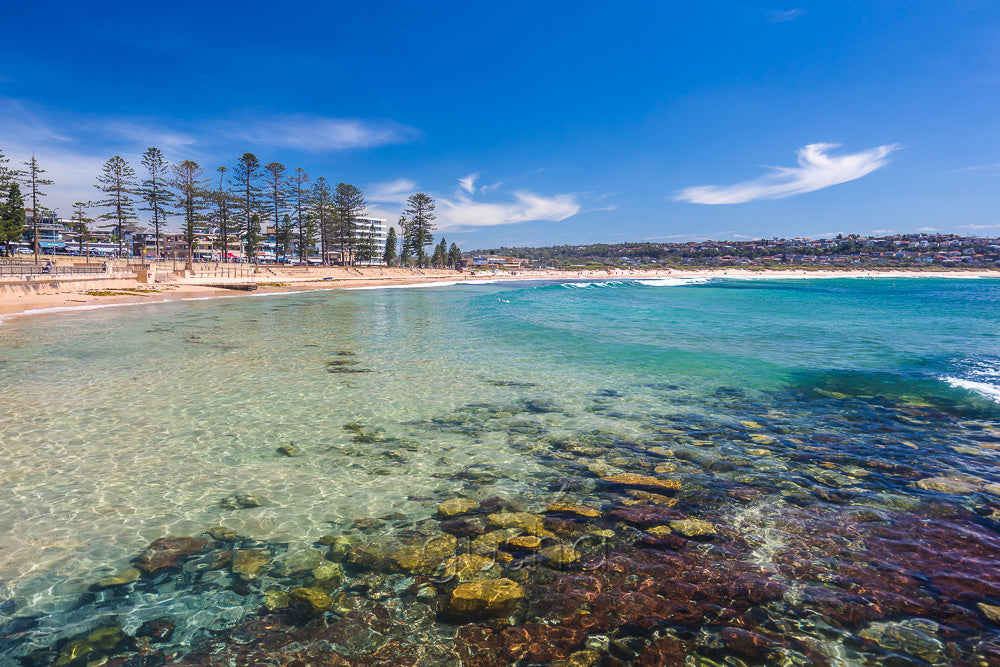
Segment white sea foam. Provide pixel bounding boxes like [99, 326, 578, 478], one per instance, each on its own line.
[633, 277, 712, 287]
[943, 376, 1000, 404]
[346, 279, 505, 290]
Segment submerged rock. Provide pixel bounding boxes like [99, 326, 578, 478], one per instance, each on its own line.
[443, 578, 526, 620]
[348, 533, 458, 575]
[277, 443, 300, 457]
[220, 493, 263, 509]
[546, 503, 601, 518]
[134, 536, 209, 574]
[288, 587, 333, 615]
[437, 497, 479, 517]
[501, 535, 545, 552]
[52, 625, 127, 667]
[600, 473, 681, 491]
[669, 518, 716, 537]
[232, 548, 271, 581]
[912, 476, 979, 494]
[438, 553, 501, 583]
[272, 547, 324, 577]
[539, 545, 581, 566]
[136, 618, 175, 643]
[487, 512, 554, 537]
[96, 567, 140, 588]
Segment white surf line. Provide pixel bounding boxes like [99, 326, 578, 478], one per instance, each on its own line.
[943, 376, 1000, 404]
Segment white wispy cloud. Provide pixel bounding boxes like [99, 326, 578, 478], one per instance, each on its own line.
[367, 178, 417, 205]
[676, 143, 899, 205]
[917, 226, 939, 232]
[458, 173, 478, 194]
[437, 190, 580, 230]
[959, 223, 1000, 229]
[767, 9, 807, 23]
[367, 174, 585, 231]
[227, 113, 418, 152]
[955, 162, 1000, 173]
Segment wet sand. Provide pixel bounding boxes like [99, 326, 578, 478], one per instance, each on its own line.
[0, 266, 995, 323]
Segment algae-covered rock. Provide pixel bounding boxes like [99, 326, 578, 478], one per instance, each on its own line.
[311, 561, 343, 584]
[979, 602, 1000, 624]
[540, 544, 581, 566]
[559, 649, 603, 666]
[393, 534, 459, 574]
[438, 553, 501, 582]
[546, 503, 601, 518]
[263, 589, 291, 611]
[349, 533, 458, 575]
[134, 536, 209, 574]
[325, 535, 355, 562]
[220, 493, 263, 509]
[600, 473, 681, 490]
[646, 446, 675, 457]
[912, 476, 979, 494]
[288, 587, 333, 615]
[437, 497, 479, 517]
[669, 518, 716, 537]
[53, 625, 127, 667]
[653, 462, 678, 473]
[443, 578, 526, 620]
[232, 548, 271, 581]
[486, 511, 554, 536]
[277, 443, 300, 456]
[272, 547, 324, 577]
[206, 525, 237, 540]
[96, 567, 140, 588]
[646, 525, 673, 538]
[625, 489, 678, 506]
[500, 535, 544, 551]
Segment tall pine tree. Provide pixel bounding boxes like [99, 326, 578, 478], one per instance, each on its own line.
[138, 147, 172, 259]
[398, 215, 412, 266]
[333, 183, 366, 266]
[71, 202, 93, 259]
[20, 155, 54, 264]
[383, 225, 397, 266]
[403, 192, 436, 268]
[93, 156, 137, 258]
[0, 182, 26, 256]
[231, 153, 263, 263]
[310, 177, 333, 264]
[287, 167, 311, 262]
[172, 160, 209, 271]
[263, 162, 287, 262]
[210, 166, 241, 262]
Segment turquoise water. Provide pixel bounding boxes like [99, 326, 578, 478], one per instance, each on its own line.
[1, 277, 999, 665]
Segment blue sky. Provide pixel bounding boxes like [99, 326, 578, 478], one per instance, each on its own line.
[1, 1, 998, 248]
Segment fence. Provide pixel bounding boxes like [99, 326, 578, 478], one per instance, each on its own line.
[0, 263, 107, 277]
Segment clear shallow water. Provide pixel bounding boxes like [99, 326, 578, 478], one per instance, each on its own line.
[1, 277, 999, 665]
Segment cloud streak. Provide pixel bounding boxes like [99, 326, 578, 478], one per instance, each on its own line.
[767, 9, 807, 23]
[367, 175, 583, 231]
[676, 143, 899, 205]
[227, 114, 418, 152]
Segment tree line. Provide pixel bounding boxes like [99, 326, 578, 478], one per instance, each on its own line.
[0, 147, 458, 268]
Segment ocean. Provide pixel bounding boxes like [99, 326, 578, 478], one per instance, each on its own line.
[1, 276, 999, 665]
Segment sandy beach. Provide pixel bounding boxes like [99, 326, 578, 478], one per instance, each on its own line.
[0, 264, 996, 323]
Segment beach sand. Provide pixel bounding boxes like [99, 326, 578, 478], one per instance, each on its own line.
[0, 265, 995, 323]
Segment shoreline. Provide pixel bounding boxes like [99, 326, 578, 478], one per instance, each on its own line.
[0, 266, 996, 324]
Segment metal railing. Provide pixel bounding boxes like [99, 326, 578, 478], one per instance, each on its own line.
[0, 263, 107, 277]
